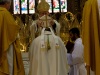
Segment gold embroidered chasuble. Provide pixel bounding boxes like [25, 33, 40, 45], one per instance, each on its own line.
[0, 7, 25, 75]
[82, 0, 100, 75]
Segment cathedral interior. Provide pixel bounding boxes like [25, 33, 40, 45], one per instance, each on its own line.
[3, 0, 100, 75]
[10, 0, 87, 52]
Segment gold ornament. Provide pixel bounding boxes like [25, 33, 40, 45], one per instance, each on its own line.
[65, 12, 74, 22]
[47, 35, 51, 50]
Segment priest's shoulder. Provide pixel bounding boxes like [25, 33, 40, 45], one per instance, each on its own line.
[0, 7, 10, 14]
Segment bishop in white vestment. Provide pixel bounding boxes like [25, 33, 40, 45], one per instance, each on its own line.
[30, 15, 60, 40]
[30, 0, 60, 41]
[29, 27, 69, 75]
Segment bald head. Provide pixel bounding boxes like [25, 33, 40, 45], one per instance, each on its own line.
[0, 0, 11, 10]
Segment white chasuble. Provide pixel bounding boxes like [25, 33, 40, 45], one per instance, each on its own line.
[29, 28, 69, 75]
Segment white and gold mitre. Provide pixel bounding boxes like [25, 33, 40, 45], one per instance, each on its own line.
[37, 0, 50, 12]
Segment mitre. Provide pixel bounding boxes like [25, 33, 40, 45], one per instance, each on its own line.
[37, 0, 50, 12]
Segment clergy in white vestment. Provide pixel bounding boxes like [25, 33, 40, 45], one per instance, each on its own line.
[29, 27, 69, 75]
[30, 0, 60, 41]
[67, 28, 87, 75]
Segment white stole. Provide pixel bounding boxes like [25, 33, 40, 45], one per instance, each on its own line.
[40, 27, 59, 50]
